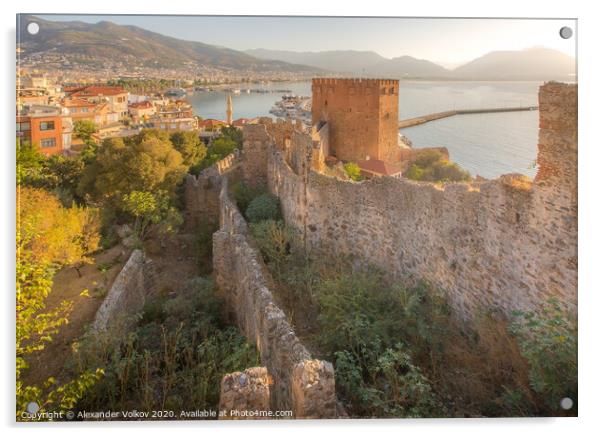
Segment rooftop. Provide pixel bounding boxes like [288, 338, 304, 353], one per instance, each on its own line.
[357, 158, 402, 176]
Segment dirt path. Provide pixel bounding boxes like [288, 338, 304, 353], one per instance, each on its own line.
[22, 244, 131, 388]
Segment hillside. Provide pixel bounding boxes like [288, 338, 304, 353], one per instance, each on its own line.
[246, 48, 450, 77]
[452, 47, 576, 80]
[245, 48, 388, 73]
[368, 55, 450, 77]
[17, 15, 320, 72]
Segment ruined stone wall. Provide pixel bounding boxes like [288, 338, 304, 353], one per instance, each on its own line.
[93, 249, 156, 331]
[213, 179, 337, 418]
[311, 78, 401, 164]
[219, 367, 272, 419]
[184, 151, 240, 227]
[268, 83, 578, 317]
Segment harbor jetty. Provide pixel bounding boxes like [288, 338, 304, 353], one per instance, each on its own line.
[398, 106, 538, 129]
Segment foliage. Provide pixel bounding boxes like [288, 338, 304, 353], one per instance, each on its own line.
[509, 298, 578, 413]
[73, 277, 259, 415]
[230, 181, 264, 214]
[404, 150, 471, 183]
[219, 125, 243, 148]
[335, 345, 439, 417]
[73, 120, 98, 145]
[245, 193, 281, 223]
[170, 131, 207, 167]
[17, 141, 44, 186]
[107, 77, 180, 94]
[78, 129, 187, 213]
[18, 187, 100, 267]
[121, 190, 181, 241]
[17, 143, 87, 206]
[343, 162, 363, 181]
[16, 187, 102, 419]
[194, 127, 241, 172]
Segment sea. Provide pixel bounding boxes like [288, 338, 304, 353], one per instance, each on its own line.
[187, 80, 543, 179]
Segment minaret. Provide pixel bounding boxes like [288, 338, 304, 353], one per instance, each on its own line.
[226, 93, 233, 125]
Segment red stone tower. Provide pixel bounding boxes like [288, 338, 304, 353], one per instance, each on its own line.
[311, 78, 401, 164]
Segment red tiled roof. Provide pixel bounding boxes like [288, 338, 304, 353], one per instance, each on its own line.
[199, 118, 226, 128]
[68, 85, 127, 97]
[232, 118, 249, 127]
[129, 101, 154, 109]
[357, 159, 401, 176]
[61, 98, 96, 108]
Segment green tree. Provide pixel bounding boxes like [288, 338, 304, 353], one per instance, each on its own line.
[78, 129, 187, 212]
[121, 190, 182, 241]
[219, 125, 243, 148]
[73, 120, 98, 145]
[170, 131, 207, 167]
[17, 141, 44, 186]
[17, 187, 103, 418]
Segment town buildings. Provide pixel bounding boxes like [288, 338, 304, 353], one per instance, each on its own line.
[64, 85, 129, 120]
[148, 99, 197, 131]
[17, 105, 71, 156]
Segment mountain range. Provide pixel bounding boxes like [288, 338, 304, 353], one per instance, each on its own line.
[18, 15, 576, 80]
[246, 47, 576, 80]
[17, 15, 318, 72]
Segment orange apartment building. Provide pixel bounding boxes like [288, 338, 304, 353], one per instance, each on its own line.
[17, 105, 69, 156]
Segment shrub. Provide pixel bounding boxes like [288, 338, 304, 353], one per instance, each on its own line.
[343, 162, 363, 181]
[404, 150, 471, 183]
[231, 181, 264, 213]
[245, 193, 281, 223]
[509, 298, 577, 414]
[335, 345, 440, 418]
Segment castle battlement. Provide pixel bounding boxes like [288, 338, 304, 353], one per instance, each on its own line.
[312, 77, 399, 86]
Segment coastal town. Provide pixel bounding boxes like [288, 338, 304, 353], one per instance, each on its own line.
[17, 70, 324, 158]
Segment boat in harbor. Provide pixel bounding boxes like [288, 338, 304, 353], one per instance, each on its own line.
[164, 87, 187, 97]
[269, 94, 312, 124]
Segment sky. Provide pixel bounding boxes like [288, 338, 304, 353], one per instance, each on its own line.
[37, 15, 576, 67]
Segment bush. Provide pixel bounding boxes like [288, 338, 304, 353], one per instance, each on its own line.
[404, 150, 471, 183]
[231, 181, 264, 213]
[335, 345, 440, 418]
[509, 298, 577, 414]
[343, 162, 363, 181]
[245, 193, 281, 223]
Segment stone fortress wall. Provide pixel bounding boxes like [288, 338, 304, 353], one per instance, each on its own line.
[263, 82, 577, 317]
[212, 177, 337, 418]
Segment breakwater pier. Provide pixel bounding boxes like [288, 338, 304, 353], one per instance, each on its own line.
[398, 106, 538, 129]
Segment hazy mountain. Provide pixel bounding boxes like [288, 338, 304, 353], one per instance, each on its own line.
[246, 47, 575, 80]
[17, 15, 320, 72]
[452, 47, 576, 80]
[245, 48, 387, 73]
[367, 55, 450, 77]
